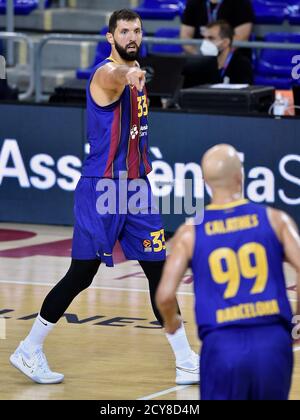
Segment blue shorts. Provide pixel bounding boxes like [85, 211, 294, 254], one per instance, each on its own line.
[72, 177, 166, 266]
[200, 324, 294, 400]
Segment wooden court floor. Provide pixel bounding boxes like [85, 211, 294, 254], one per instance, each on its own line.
[0, 222, 299, 400]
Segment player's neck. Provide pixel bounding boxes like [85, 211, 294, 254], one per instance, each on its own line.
[110, 51, 137, 67]
[218, 47, 231, 69]
[210, 190, 243, 206]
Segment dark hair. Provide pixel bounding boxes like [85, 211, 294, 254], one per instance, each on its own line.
[108, 9, 142, 34]
[206, 20, 235, 44]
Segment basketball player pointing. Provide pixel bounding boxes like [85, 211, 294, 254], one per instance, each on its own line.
[157, 144, 300, 400]
[10, 10, 198, 386]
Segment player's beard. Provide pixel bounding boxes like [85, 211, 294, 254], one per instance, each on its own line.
[114, 40, 140, 61]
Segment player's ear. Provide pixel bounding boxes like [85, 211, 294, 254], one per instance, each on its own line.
[106, 32, 114, 46]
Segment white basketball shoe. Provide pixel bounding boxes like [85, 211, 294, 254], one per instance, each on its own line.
[176, 351, 200, 385]
[10, 341, 64, 384]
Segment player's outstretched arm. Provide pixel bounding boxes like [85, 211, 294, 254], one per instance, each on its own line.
[156, 224, 195, 334]
[94, 62, 146, 92]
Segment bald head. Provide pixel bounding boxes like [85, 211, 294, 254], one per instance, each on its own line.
[202, 144, 243, 192]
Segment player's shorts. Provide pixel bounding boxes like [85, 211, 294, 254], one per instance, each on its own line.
[200, 324, 293, 400]
[72, 176, 166, 266]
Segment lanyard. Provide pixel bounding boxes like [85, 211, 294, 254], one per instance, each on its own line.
[206, 0, 224, 23]
[220, 49, 235, 79]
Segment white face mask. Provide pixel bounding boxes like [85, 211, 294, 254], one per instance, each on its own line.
[199, 39, 219, 57]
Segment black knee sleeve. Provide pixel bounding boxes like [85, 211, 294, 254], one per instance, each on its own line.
[40, 259, 101, 324]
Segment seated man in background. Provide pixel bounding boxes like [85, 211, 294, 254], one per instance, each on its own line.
[204, 20, 253, 84]
[182, 20, 253, 88]
[181, 0, 254, 55]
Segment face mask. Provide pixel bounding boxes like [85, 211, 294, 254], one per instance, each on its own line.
[200, 39, 219, 57]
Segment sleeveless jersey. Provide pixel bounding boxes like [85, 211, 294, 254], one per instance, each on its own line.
[82, 57, 152, 179]
[191, 199, 293, 340]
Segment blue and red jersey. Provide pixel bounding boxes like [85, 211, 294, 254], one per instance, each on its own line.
[82, 57, 152, 179]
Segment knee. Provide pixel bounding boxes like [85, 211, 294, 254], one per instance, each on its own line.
[68, 259, 100, 292]
[80, 275, 94, 291]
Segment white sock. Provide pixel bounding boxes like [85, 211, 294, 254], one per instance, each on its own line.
[165, 323, 193, 366]
[22, 314, 55, 353]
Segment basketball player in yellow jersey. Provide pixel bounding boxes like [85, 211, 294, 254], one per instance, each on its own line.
[156, 144, 300, 400]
